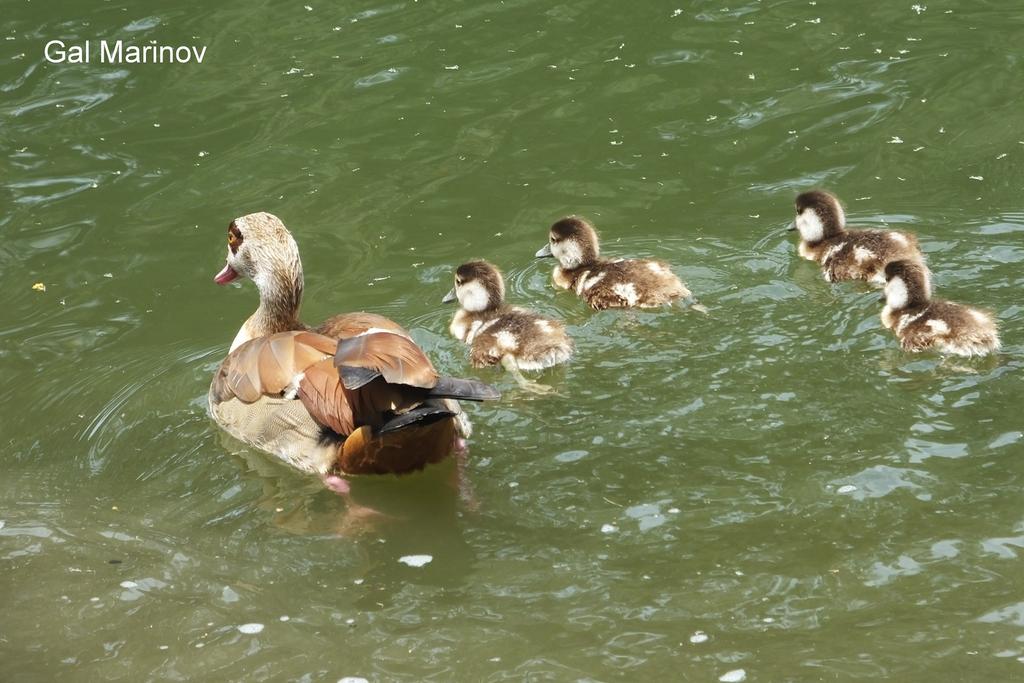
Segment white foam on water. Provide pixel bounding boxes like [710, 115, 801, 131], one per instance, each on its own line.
[555, 450, 588, 463]
[338, 678, 369, 683]
[399, 554, 433, 568]
[837, 485, 857, 494]
[601, 524, 618, 534]
[237, 623, 265, 634]
[626, 503, 667, 531]
[690, 631, 709, 644]
[279, 616, 290, 622]
[119, 580, 138, 589]
[719, 669, 747, 682]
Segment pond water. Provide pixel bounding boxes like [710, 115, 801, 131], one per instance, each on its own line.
[2, 1, 1023, 680]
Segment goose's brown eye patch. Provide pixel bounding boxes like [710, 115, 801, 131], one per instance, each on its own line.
[227, 224, 243, 254]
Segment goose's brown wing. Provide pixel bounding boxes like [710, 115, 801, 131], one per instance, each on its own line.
[335, 331, 439, 390]
[316, 312, 410, 340]
[211, 331, 338, 404]
[211, 329, 442, 437]
[210, 326, 496, 475]
[297, 357, 355, 435]
[332, 331, 440, 428]
[211, 331, 357, 437]
[314, 313, 439, 434]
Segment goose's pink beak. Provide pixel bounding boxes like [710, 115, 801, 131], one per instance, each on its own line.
[214, 263, 239, 285]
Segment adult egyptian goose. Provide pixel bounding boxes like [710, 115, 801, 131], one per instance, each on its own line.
[208, 212, 499, 477]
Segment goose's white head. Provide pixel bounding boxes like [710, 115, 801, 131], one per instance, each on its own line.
[215, 212, 304, 297]
[443, 260, 505, 313]
[793, 190, 846, 244]
[536, 216, 601, 269]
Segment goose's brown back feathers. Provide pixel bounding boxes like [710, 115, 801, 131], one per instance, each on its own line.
[210, 325, 498, 475]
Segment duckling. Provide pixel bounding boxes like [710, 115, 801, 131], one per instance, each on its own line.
[442, 260, 573, 394]
[792, 190, 925, 285]
[209, 212, 500, 479]
[880, 259, 1000, 357]
[535, 216, 696, 310]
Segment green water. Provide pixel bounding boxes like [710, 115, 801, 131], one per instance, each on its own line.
[2, 1, 1023, 680]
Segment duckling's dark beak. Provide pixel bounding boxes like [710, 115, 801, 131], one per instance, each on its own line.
[535, 243, 553, 258]
[441, 288, 456, 304]
[878, 294, 887, 303]
[786, 220, 797, 232]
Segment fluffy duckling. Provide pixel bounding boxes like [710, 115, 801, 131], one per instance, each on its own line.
[443, 260, 573, 393]
[881, 259, 1000, 357]
[792, 190, 925, 285]
[535, 216, 696, 310]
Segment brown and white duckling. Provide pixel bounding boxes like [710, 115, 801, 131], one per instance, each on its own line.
[209, 212, 499, 482]
[535, 216, 696, 310]
[443, 260, 573, 394]
[880, 259, 1000, 357]
[792, 190, 925, 285]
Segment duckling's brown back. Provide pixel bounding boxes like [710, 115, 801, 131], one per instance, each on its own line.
[573, 258, 689, 309]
